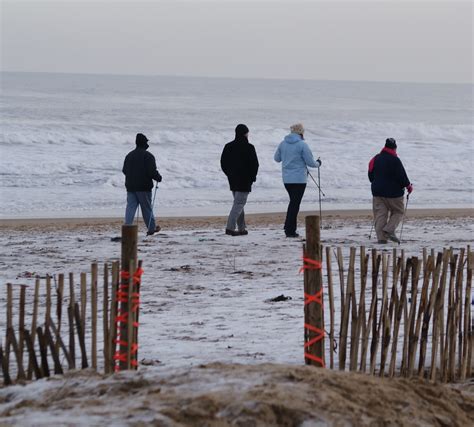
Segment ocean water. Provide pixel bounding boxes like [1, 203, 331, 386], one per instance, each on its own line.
[0, 72, 472, 218]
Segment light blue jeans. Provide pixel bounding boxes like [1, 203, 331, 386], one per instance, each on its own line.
[125, 191, 156, 233]
[226, 191, 248, 231]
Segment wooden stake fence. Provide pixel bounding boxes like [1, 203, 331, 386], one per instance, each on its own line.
[304, 235, 473, 382]
[0, 225, 142, 386]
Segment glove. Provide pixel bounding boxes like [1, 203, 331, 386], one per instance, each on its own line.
[317, 158, 322, 167]
[156, 173, 162, 183]
[407, 184, 413, 194]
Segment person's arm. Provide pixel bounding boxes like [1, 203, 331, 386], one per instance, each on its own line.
[122, 155, 128, 175]
[250, 145, 259, 182]
[397, 158, 410, 189]
[302, 143, 319, 168]
[368, 156, 376, 183]
[146, 153, 162, 182]
[274, 144, 282, 163]
[221, 145, 230, 176]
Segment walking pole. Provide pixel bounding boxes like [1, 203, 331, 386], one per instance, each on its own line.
[317, 163, 322, 227]
[398, 194, 409, 245]
[369, 221, 374, 240]
[307, 169, 326, 197]
[147, 184, 159, 232]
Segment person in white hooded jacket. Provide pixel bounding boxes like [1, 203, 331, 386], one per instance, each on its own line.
[274, 123, 321, 237]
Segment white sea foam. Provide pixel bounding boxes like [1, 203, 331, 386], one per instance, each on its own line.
[0, 72, 472, 217]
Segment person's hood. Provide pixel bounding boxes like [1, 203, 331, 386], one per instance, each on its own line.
[283, 133, 303, 144]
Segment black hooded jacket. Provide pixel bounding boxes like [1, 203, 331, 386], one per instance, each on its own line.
[221, 135, 259, 193]
[368, 148, 410, 198]
[122, 146, 162, 192]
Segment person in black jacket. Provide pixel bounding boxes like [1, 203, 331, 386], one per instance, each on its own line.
[220, 124, 259, 236]
[123, 133, 162, 235]
[368, 138, 413, 243]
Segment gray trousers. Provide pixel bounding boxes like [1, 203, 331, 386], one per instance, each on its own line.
[373, 196, 405, 240]
[226, 191, 249, 231]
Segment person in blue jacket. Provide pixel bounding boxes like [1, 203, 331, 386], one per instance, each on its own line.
[274, 123, 321, 237]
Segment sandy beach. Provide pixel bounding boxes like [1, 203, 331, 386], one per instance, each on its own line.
[1, 207, 472, 230]
[1, 207, 473, 425]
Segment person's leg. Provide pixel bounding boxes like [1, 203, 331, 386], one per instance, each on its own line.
[236, 193, 249, 232]
[373, 197, 389, 242]
[226, 192, 248, 231]
[124, 192, 139, 225]
[136, 191, 156, 233]
[284, 184, 306, 235]
[383, 196, 405, 236]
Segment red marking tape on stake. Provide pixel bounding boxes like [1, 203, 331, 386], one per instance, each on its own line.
[114, 267, 143, 372]
[301, 256, 325, 368]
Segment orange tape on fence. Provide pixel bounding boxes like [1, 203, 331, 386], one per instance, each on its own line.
[114, 267, 143, 372]
[301, 256, 325, 368]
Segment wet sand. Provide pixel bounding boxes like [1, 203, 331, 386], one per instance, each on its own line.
[1, 207, 472, 231]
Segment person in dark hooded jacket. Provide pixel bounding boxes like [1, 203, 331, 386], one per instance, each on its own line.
[123, 133, 162, 235]
[368, 138, 413, 243]
[220, 124, 259, 236]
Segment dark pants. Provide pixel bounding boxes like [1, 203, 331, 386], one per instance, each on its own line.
[284, 183, 306, 235]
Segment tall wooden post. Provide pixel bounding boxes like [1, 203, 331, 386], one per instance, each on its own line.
[304, 215, 325, 367]
[118, 225, 138, 371]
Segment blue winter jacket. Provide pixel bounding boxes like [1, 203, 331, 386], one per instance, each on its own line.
[274, 133, 319, 183]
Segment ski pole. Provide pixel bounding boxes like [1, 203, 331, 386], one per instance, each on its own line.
[398, 194, 409, 245]
[307, 169, 326, 197]
[147, 184, 159, 232]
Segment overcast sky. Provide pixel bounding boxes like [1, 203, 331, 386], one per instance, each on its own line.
[1, 0, 472, 83]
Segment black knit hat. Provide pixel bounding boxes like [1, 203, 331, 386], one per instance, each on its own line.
[385, 138, 397, 149]
[235, 124, 249, 137]
[136, 133, 149, 149]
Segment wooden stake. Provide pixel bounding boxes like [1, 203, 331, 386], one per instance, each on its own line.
[74, 302, 88, 369]
[91, 263, 98, 370]
[80, 272, 87, 333]
[461, 247, 472, 380]
[303, 216, 324, 367]
[36, 326, 50, 377]
[45, 275, 52, 327]
[325, 246, 335, 369]
[68, 272, 76, 369]
[132, 260, 143, 371]
[19, 285, 27, 370]
[441, 252, 457, 382]
[23, 329, 42, 380]
[409, 255, 434, 377]
[418, 252, 443, 378]
[8, 327, 26, 380]
[44, 325, 63, 375]
[55, 274, 64, 354]
[27, 278, 40, 380]
[119, 225, 138, 371]
[370, 253, 389, 375]
[109, 261, 119, 373]
[380, 257, 402, 377]
[339, 248, 355, 370]
[354, 247, 369, 371]
[389, 258, 411, 377]
[430, 249, 450, 382]
[348, 248, 358, 371]
[103, 263, 110, 374]
[453, 249, 465, 380]
[369, 250, 381, 372]
[402, 257, 421, 376]
[5, 283, 13, 373]
[48, 317, 73, 369]
[0, 344, 12, 386]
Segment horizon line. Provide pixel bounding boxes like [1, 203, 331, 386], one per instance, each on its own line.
[1, 69, 472, 86]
